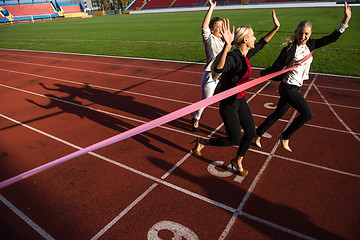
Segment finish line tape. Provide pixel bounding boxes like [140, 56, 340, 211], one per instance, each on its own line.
[0, 53, 312, 189]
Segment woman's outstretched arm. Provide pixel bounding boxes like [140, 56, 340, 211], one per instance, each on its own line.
[263, 9, 280, 42]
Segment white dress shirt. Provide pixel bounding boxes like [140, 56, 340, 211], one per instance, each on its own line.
[202, 27, 225, 72]
[283, 44, 313, 87]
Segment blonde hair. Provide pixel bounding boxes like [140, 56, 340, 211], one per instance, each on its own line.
[211, 25, 252, 81]
[284, 21, 312, 47]
[233, 26, 252, 49]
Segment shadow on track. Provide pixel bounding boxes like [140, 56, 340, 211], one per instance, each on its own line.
[147, 156, 343, 240]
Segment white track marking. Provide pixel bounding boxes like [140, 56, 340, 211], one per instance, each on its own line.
[0, 112, 338, 240]
[0, 48, 205, 65]
[4, 67, 357, 136]
[313, 84, 360, 92]
[1, 80, 359, 168]
[1, 80, 358, 148]
[274, 154, 360, 178]
[2, 64, 359, 112]
[0, 194, 55, 240]
[0, 59, 199, 87]
[90, 183, 159, 240]
[0, 83, 202, 138]
[0, 68, 217, 110]
[241, 212, 317, 240]
[246, 147, 360, 178]
[313, 84, 360, 142]
[0, 113, 236, 213]
[1, 49, 359, 239]
[91, 152, 194, 239]
[1, 48, 359, 79]
[2, 52, 203, 74]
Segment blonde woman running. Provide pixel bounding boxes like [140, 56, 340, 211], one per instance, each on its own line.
[255, 2, 351, 152]
[192, 10, 280, 176]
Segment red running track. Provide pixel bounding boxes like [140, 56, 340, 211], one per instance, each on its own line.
[0, 49, 359, 240]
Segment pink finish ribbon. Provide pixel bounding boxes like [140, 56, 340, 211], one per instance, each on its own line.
[0, 53, 312, 189]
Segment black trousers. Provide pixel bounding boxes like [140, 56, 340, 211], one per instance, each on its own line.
[209, 97, 255, 157]
[256, 81, 313, 139]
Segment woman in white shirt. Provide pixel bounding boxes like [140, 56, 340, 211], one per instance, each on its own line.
[255, 2, 351, 152]
[190, 0, 224, 132]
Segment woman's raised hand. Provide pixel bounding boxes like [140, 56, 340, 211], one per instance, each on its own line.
[343, 1, 351, 25]
[272, 9, 280, 29]
[220, 19, 234, 46]
[208, 0, 216, 8]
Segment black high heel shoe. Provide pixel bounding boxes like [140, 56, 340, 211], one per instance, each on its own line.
[190, 118, 200, 132]
[230, 159, 248, 176]
[191, 137, 203, 157]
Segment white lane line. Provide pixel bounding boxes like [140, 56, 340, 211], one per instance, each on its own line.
[90, 183, 159, 240]
[2, 52, 203, 74]
[2, 79, 358, 239]
[0, 59, 199, 87]
[2, 115, 354, 240]
[313, 84, 360, 93]
[1, 80, 359, 163]
[3, 67, 358, 137]
[91, 151, 194, 239]
[246, 147, 360, 178]
[0, 113, 321, 240]
[0, 113, 236, 217]
[0, 194, 55, 240]
[0, 83, 201, 138]
[242, 212, 317, 240]
[1, 81, 359, 165]
[0, 48, 206, 65]
[249, 92, 360, 110]
[0, 68, 217, 110]
[1, 48, 359, 79]
[2, 66, 359, 112]
[219, 76, 317, 240]
[1, 48, 358, 238]
[274, 154, 360, 178]
[313, 84, 360, 142]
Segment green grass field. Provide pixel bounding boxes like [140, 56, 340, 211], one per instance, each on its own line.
[0, 6, 359, 76]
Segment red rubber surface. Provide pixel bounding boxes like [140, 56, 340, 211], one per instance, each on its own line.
[0, 49, 359, 240]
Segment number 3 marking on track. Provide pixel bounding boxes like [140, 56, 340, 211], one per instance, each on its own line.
[207, 161, 245, 183]
[147, 221, 199, 240]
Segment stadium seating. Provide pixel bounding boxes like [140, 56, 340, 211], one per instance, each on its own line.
[60, 3, 92, 18]
[0, 6, 10, 22]
[141, 0, 174, 10]
[1, 3, 60, 22]
[126, 0, 245, 11]
[61, 4, 82, 13]
[0, 13, 8, 23]
[127, 0, 146, 11]
[171, 0, 207, 8]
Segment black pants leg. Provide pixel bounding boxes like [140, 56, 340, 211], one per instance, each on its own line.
[256, 82, 313, 139]
[281, 83, 313, 139]
[210, 97, 255, 157]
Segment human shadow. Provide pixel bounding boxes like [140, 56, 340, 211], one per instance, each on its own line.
[40, 83, 190, 129]
[38, 82, 223, 136]
[26, 94, 166, 153]
[147, 156, 343, 239]
[25, 94, 201, 154]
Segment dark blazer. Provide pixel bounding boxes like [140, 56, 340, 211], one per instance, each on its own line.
[261, 29, 342, 81]
[215, 37, 267, 104]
